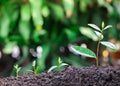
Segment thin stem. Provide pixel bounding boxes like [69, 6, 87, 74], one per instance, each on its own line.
[96, 29, 103, 66]
[33, 66, 37, 74]
[96, 40, 100, 66]
[57, 64, 60, 71]
[16, 70, 18, 77]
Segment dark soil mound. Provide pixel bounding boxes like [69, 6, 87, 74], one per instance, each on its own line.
[0, 66, 120, 86]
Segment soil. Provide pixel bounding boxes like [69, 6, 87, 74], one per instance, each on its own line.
[0, 66, 120, 86]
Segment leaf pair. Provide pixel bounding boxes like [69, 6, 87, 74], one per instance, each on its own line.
[88, 23, 112, 40]
[88, 23, 112, 32]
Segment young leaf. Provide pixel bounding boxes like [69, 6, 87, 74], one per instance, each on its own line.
[94, 31, 103, 40]
[18, 67, 21, 72]
[32, 60, 36, 67]
[88, 24, 101, 31]
[102, 21, 105, 29]
[48, 66, 57, 73]
[14, 64, 18, 69]
[71, 45, 96, 58]
[100, 41, 117, 51]
[104, 25, 112, 30]
[60, 63, 68, 67]
[58, 57, 62, 65]
[79, 27, 98, 41]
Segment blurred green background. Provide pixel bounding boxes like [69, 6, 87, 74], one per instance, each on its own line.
[0, 0, 120, 77]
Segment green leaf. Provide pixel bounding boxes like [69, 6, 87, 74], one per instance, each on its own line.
[104, 25, 112, 30]
[19, 21, 30, 41]
[100, 41, 117, 51]
[3, 42, 16, 54]
[79, 27, 98, 41]
[14, 64, 18, 69]
[50, 3, 64, 20]
[48, 66, 57, 73]
[18, 67, 21, 72]
[102, 21, 105, 29]
[88, 24, 101, 31]
[32, 60, 36, 67]
[60, 63, 68, 67]
[71, 45, 96, 58]
[58, 57, 62, 65]
[41, 6, 50, 17]
[65, 29, 76, 42]
[94, 31, 103, 40]
[62, 0, 74, 12]
[79, 0, 87, 12]
[30, 0, 43, 26]
[0, 14, 10, 38]
[21, 4, 31, 21]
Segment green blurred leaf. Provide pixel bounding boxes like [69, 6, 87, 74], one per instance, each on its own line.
[21, 4, 31, 21]
[79, 0, 87, 12]
[3, 42, 16, 54]
[10, 10, 19, 29]
[97, 0, 105, 6]
[0, 14, 10, 38]
[42, 6, 50, 17]
[33, 30, 40, 43]
[19, 21, 30, 41]
[71, 45, 96, 58]
[50, 3, 64, 20]
[65, 29, 76, 42]
[100, 41, 117, 51]
[63, 0, 74, 11]
[30, 0, 43, 26]
[33, 29, 46, 43]
[79, 27, 98, 41]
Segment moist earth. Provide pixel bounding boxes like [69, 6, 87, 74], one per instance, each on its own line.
[0, 66, 120, 86]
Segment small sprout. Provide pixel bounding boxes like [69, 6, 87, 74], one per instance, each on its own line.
[58, 57, 62, 65]
[32, 60, 36, 67]
[48, 57, 68, 72]
[14, 64, 21, 77]
[31, 60, 39, 74]
[71, 22, 117, 66]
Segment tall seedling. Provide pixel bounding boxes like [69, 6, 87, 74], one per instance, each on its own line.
[71, 22, 116, 66]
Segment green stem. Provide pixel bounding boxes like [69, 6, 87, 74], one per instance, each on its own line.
[16, 71, 18, 77]
[96, 40, 100, 66]
[96, 29, 103, 66]
[57, 63, 61, 71]
[33, 67, 36, 74]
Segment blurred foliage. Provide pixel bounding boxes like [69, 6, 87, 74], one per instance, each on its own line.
[0, 0, 120, 77]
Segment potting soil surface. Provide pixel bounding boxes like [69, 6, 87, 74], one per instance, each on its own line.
[0, 66, 120, 86]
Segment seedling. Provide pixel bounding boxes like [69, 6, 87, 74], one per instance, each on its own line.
[71, 22, 117, 66]
[29, 60, 39, 74]
[14, 64, 21, 77]
[48, 57, 68, 72]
